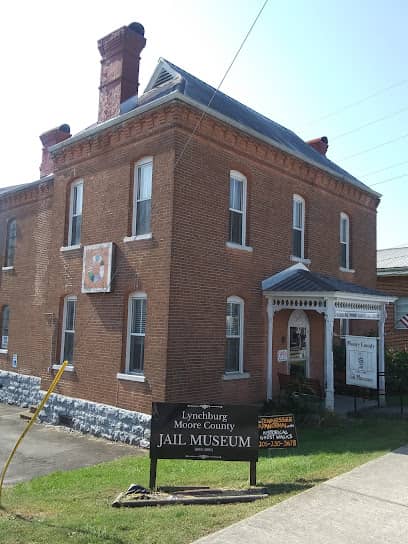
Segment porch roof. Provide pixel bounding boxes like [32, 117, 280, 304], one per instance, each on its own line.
[262, 263, 395, 303]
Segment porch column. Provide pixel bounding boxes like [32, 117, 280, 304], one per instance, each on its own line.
[324, 301, 335, 411]
[266, 299, 274, 401]
[378, 306, 386, 407]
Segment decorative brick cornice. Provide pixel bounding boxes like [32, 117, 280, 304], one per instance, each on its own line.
[0, 179, 53, 212]
[172, 102, 379, 211]
[51, 98, 378, 211]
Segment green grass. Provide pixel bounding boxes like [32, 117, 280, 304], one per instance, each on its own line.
[1, 416, 407, 544]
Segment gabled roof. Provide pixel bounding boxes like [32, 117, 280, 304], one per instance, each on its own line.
[262, 263, 389, 298]
[53, 58, 379, 200]
[377, 246, 408, 275]
[141, 59, 379, 198]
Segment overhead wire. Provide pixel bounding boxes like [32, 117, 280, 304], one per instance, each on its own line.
[331, 105, 408, 141]
[340, 131, 408, 161]
[360, 159, 408, 178]
[368, 173, 408, 187]
[174, 0, 269, 169]
[306, 79, 408, 125]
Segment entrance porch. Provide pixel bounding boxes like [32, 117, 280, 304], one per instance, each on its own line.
[262, 264, 396, 411]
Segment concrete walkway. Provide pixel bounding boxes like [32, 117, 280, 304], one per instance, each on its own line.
[194, 445, 408, 544]
[0, 404, 144, 485]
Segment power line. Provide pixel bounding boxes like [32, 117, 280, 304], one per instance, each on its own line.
[360, 159, 408, 178]
[340, 131, 408, 161]
[331, 105, 408, 141]
[306, 79, 408, 126]
[174, 0, 269, 169]
[369, 173, 408, 187]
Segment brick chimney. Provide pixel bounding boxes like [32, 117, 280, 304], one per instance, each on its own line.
[307, 136, 329, 156]
[39, 124, 71, 177]
[97, 23, 146, 123]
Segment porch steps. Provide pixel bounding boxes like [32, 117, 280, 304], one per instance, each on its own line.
[19, 405, 37, 421]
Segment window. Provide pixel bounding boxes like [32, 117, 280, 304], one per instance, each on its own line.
[4, 218, 16, 267]
[228, 171, 247, 246]
[68, 180, 83, 246]
[395, 298, 408, 330]
[225, 296, 244, 373]
[126, 293, 147, 374]
[1, 306, 10, 350]
[340, 213, 350, 269]
[292, 195, 305, 259]
[60, 296, 77, 364]
[339, 318, 349, 337]
[133, 158, 152, 237]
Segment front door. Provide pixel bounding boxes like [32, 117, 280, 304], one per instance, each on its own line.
[288, 310, 309, 378]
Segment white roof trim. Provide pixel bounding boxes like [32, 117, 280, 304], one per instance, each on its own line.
[264, 290, 396, 304]
[261, 263, 309, 291]
[48, 88, 381, 199]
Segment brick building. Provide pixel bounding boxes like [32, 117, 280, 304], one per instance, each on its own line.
[0, 23, 393, 443]
[377, 246, 408, 351]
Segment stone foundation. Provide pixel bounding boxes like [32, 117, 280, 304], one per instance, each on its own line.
[0, 370, 150, 447]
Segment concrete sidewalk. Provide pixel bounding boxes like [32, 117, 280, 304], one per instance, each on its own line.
[194, 445, 408, 544]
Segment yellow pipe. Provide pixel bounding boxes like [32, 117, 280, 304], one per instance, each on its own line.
[0, 360, 69, 503]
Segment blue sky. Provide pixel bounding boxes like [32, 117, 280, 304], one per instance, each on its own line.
[1, 0, 406, 249]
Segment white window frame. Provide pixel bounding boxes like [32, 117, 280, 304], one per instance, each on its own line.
[125, 292, 147, 375]
[225, 296, 244, 374]
[395, 297, 408, 330]
[132, 157, 153, 239]
[292, 194, 305, 260]
[60, 295, 77, 365]
[4, 218, 17, 268]
[68, 180, 84, 246]
[340, 212, 350, 270]
[1, 305, 10, 351]
[228, 171, 247, 247]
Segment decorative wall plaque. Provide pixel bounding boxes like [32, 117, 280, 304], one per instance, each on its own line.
[82, 242, 114, 293]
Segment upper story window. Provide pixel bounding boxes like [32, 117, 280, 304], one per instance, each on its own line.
[225, 296, 244, 373]
[395, 298, 408, 330]
[292, 195, 305, 259]
[4, 218, 16, 267]
[126, 293, 147, 374]
[68, 180, 83, 246]
[228, 171, 247, 246]
[133, 158, 153, 238]
[1, 305, 10, 350]
[340, 213, 350, 269]
[60, 296, 77, 364]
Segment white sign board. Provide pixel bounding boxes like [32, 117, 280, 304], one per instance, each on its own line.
[12, 353, 17, 368]
[277, 349, 288, 362]
[345, 336, 377, 389]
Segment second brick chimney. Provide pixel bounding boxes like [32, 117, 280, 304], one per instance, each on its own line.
[307, 136, 329, 156]
[97, 23, 146, 123]
[39, 124, 71, 177]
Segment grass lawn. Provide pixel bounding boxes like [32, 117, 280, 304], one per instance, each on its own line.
[1, 416, 407, 544]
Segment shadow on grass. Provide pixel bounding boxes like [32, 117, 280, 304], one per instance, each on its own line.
[2, 510, 127, 544]
[257, 478, 326, 495]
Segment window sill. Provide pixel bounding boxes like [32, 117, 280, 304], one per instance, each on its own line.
[0, 349, 8, 355]
[60, 244, 82, 252]
[290, 255, 311, 265]
[2, 266, 14, 271]
[124, 234, 152, 243]
[339, 267, 355, 274]
[222, 372, 250, 381]
[52, 364, 75, 372]
[226, 242, 253, 253]
[117, 372, 146, 382]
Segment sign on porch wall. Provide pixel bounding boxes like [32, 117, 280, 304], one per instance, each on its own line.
[345, 336, 377, 389]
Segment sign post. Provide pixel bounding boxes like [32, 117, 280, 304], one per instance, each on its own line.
[150, 403, 259, 490]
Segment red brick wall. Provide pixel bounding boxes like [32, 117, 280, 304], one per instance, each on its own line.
[377, 275, 408, 351]
[0, 101, 379, 413]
